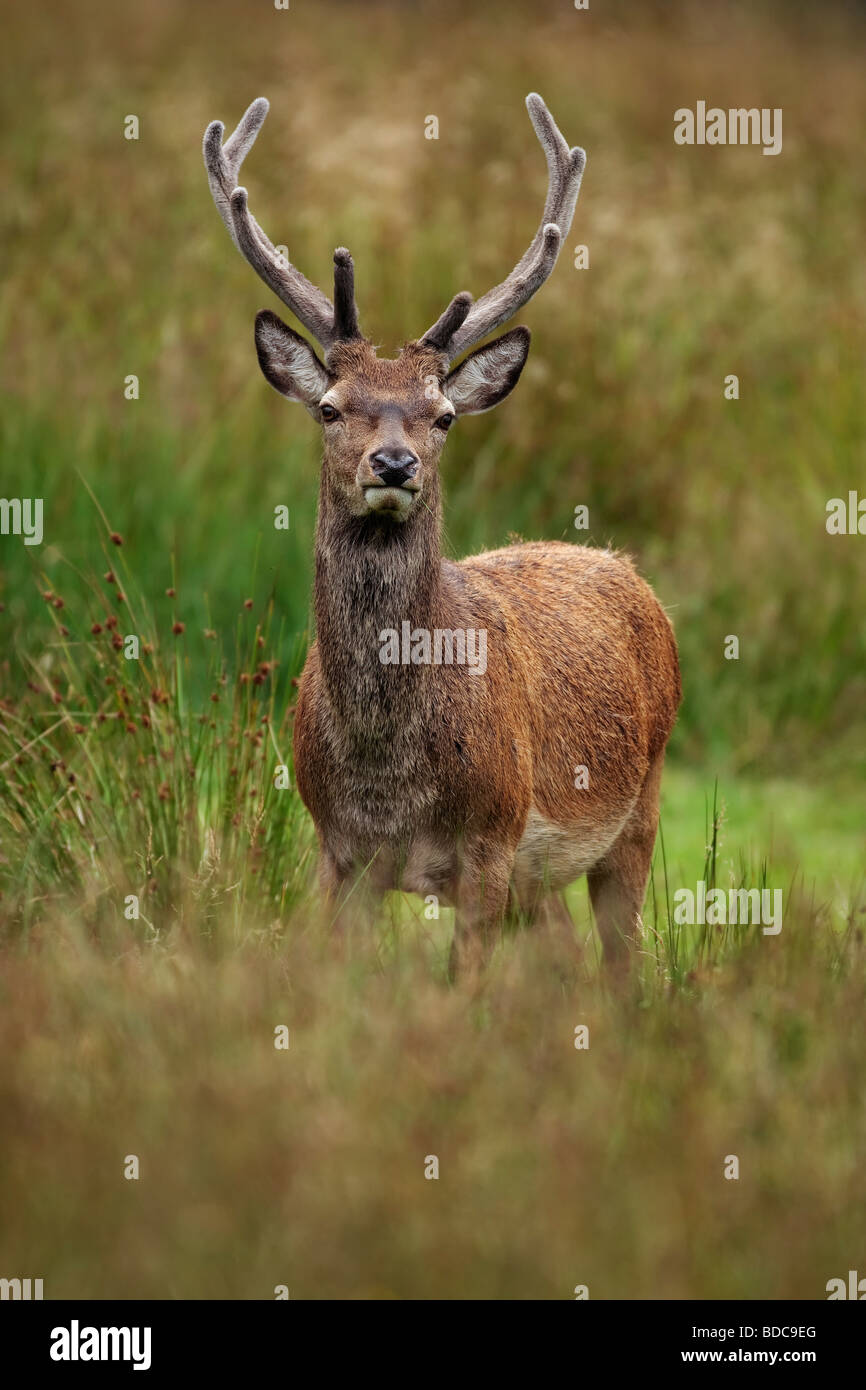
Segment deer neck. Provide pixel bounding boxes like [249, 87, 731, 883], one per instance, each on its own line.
[313, 476, 443, 741]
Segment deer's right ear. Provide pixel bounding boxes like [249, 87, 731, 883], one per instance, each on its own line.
[254, 310, 331, 410]
[444, 326, 531, 415]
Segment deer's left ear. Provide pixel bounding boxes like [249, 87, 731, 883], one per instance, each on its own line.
[444, 327, 531, 415]
[254, 310, 331, 410]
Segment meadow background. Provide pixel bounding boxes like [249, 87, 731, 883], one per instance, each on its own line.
[0, 0, 864, 1299]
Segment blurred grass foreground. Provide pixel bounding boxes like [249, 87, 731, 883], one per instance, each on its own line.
[0, 0, 865, 1299]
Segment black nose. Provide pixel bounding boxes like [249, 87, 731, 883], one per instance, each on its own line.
[370, 449, 419, 489]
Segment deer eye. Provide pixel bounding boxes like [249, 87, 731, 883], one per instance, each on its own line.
[435, 412, 455, 431]
[320, 403, 340, 423]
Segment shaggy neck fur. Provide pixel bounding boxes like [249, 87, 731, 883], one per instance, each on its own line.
[314, 470, 444, 749]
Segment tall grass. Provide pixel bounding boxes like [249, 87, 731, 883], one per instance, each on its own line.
[0, 858, 862, 1298]
[0, 505, 316, 937]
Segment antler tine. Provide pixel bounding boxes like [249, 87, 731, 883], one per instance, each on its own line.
[421, 291, 474, 352]
[203, 97, 269, 251]
[514, 94, 585, 278]
[204, 98, 339, 350]
[332, 248, 362, 341]
[422, 95, 586, 362]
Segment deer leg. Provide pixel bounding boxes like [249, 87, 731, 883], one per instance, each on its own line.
[587, 750, 665, 971]
[318, 848, 381, 938]
[509, 876, 575, 946]
[510, 882, 578, 979]
[535, 890, 576, 947]
[448, 841, 514, 983]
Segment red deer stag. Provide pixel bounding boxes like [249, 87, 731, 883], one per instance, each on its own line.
[204, 95, 681, 977]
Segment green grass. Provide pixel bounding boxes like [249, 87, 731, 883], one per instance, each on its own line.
[1, 0, 865, 1299]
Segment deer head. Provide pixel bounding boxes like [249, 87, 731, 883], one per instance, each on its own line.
[203, 95, 585, 525]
